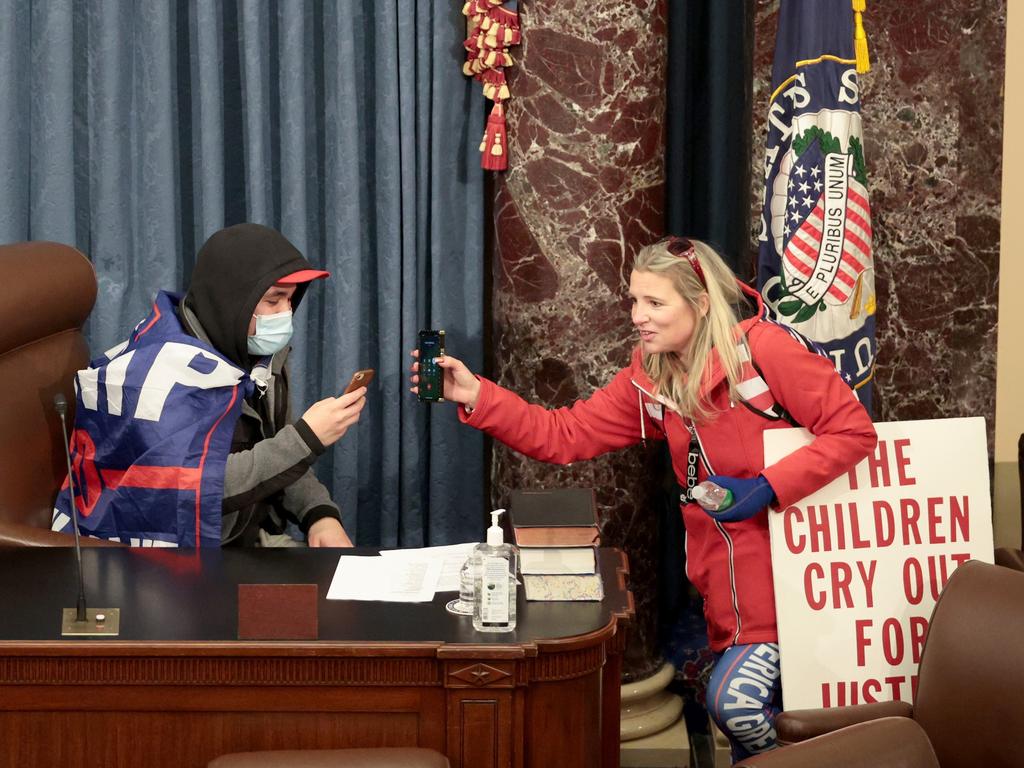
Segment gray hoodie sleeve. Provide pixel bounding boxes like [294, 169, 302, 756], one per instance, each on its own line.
[221, 419, 341, 531]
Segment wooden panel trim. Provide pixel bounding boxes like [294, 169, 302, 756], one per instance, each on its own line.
[530, 643, 605, 682]
[446, 661, 515, 689]
[0, 656, 442, 687]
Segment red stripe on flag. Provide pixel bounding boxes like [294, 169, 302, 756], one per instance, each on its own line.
[195, 384, 239, 546]
[789, 229, 820, 260]
[784, 247, 814, 277]
[784, 243, 850, 302]
[843, 229, 871, 263]
[845, 208, 872, 240]
[133, 303, 163, 340]
[848, 187, 869, 212]
[101, 465, 201, 491]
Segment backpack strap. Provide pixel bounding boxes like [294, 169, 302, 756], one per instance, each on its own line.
[735, 338, 799, 426]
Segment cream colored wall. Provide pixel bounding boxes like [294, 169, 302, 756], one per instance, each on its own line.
[995, 2, 1023, 549]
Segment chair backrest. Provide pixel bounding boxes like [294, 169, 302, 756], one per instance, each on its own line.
[914, 560, 1024, 767]
[0, 242, 95, 530]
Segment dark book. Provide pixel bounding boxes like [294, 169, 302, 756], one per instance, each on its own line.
[509, 488, 599, 548]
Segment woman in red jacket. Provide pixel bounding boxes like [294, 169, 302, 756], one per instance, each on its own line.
[411, 236, 876, 762]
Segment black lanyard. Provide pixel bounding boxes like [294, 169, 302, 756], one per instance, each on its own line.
[681, 423, 701, 504]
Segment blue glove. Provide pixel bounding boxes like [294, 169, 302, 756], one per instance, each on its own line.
[702, 474, 776, 523]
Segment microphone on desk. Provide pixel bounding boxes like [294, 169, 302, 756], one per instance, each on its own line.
[54, 393, 120, 636]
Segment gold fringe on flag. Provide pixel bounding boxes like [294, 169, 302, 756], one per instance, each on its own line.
[852, 0, 870, 73]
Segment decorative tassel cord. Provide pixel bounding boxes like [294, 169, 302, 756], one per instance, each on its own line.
[852, 0, 870, 74]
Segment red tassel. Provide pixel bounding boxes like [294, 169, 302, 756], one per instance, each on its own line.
[462, 3, 519, 172]
[487, 4, 519, 27]
[480, 103, 508, 171]
[480, 68, 508, 101]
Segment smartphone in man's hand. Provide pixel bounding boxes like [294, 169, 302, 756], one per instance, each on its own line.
[417, 330, 445, 402]
[344, 368, 375, 395]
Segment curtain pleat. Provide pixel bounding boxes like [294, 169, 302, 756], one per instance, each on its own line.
[665, 0, 755, 275]
[0, 0, 485, 546]
[0, 0, 30, 240]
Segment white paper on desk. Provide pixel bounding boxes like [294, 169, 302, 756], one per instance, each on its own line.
[327, 556, 443, 602]
[378, 542, 478, 592]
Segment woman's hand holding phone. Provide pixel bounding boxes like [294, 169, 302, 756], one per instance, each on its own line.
[409, 349, 481, 409]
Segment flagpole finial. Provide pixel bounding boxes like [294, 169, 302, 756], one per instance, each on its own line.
[853, 0, 870, 73]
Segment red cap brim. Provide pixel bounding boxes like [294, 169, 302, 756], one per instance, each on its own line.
[276, 269, 331, 284]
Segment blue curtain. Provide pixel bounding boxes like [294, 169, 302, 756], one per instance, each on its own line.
[0, 0, 485, 547]
[666, 0, 755, 277]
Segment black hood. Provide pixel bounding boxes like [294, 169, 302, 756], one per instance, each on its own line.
[184, 223, 320, 367]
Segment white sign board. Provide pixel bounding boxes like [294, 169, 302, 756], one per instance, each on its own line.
[765, 417, 993, 710]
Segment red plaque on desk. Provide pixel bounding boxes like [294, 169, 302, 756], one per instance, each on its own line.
[237, 583, 318, 640]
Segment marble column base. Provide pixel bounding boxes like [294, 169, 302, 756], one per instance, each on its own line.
[620, 660, 682, 742]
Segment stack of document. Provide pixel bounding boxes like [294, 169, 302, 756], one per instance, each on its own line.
[326, 543, 477, 602]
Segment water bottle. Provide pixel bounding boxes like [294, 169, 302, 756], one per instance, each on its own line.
[457, 554, 479, 614]
[691, 480, 733, 512]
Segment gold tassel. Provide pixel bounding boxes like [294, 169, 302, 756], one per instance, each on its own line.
[853, 0, 870, 73]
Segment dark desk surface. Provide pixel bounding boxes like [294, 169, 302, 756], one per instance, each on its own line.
[1, 546, 631, 644]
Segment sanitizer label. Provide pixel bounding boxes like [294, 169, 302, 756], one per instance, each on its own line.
[481, 556, 510, 624]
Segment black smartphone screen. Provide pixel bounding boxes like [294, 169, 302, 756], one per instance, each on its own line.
[418, 329, 445, 402]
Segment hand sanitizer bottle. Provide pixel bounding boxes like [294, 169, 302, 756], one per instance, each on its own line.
[472, 508, 518, 633]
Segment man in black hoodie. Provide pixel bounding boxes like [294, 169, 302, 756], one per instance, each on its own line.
[179, 223, 363, 546]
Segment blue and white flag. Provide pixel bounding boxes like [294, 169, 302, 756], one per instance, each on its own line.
[51, 291, 253, 547]
[757, 0, 875, 411]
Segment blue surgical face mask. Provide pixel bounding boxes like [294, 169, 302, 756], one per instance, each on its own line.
[247, 310, 293, 355]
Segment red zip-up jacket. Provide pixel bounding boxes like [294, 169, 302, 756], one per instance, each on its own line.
[460, 299, 876, 651]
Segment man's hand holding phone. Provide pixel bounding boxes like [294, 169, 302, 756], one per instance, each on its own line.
[343, 368, 375, 395]
[409, 349, 481, 409]
[301, 369, 372, 447]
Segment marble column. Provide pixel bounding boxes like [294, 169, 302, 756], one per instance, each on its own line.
[490, 0, 667, 680]
[750, 1, 1006, 440]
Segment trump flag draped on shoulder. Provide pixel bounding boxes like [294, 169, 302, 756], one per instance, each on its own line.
[757, 0, 876, 412]
[51, 291, 254, 547]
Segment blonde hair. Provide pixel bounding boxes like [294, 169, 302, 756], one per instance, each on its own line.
[633, 239, 744, 422]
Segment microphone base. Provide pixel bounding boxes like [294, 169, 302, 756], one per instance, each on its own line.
[61, 607, 120, 637]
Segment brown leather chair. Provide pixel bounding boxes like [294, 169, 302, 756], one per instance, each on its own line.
[736, 560, 1024, 768]
[0, 241, 117, 546]
[207, 748, 450, 768]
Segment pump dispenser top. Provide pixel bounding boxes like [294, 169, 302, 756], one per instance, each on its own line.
[486, 508, 506, 545]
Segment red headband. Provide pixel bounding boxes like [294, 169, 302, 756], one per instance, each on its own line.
[664, 236, 706, 289]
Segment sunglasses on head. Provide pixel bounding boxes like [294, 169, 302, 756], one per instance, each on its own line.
[664, 236, 707, 289]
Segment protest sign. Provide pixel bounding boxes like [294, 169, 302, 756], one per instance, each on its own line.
[765, 417, 993, 710]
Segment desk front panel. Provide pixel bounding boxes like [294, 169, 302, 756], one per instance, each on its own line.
[0, 548, 632, 768]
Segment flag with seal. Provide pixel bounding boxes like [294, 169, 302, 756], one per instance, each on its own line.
[757, 0, 875, 411]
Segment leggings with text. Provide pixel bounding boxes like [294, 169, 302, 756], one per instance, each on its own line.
[706, 642, 782, 763]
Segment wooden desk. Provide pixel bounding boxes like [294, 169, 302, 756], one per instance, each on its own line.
[0, 547, 632, 768]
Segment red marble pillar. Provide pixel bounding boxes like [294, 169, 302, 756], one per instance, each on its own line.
[490, 1, 667, 679]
